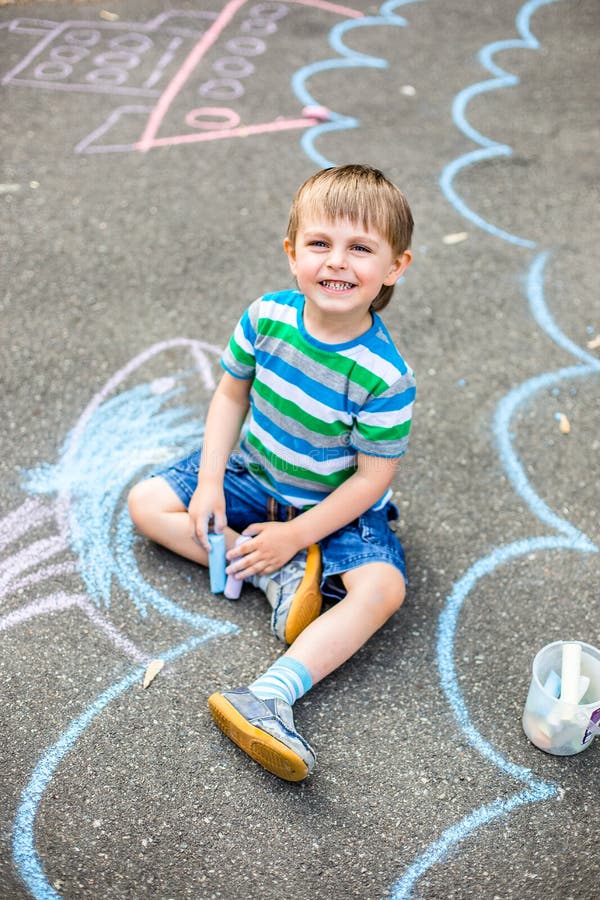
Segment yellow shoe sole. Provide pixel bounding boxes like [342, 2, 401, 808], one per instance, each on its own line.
[207, 692, 309, 782]
[284, 543, 323, 644]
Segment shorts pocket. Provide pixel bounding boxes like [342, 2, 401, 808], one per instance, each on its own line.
[357, 514, 381, 545]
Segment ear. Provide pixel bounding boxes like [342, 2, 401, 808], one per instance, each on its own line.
[382, 250, 413, 285]
[283, 237, 298, 277]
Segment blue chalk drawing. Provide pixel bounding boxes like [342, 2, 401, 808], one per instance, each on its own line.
[12, 635, 215, 900]
[7, 341, 239, 898]
[24, 377, 197, 610]
[391, 0, 599, 896]
[292, 0, 424, 168]
[438, 0, 547, 249]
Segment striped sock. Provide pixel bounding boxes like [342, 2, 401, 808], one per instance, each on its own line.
[249, 657, 313, 706]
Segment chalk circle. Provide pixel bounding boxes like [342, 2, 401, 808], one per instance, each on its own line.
[64, 29, 101, 47]
[225, 36, 266, 56]
[198, 78, 244, 101]
[50, 45, 90, 64]
[86, 67, 128, 86]
[34, 61, 72, 81]
[250, 2, 289, 20]
[241, 18, 277, 36]
[93, 51, 141, 70]
[109, 33, 154, 54]
[185, 107, 241, 130]
[212, 56, 255, 78]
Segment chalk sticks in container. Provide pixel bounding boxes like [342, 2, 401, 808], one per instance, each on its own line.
[560, 642, 582, 704]
[207, 533, 226, 594]
[224, 535, 251, 600]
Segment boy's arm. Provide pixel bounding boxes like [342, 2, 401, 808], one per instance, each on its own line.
[228, 452, 401, 577]
[291, 452, 400, 547]
[188, 372, 251, 550]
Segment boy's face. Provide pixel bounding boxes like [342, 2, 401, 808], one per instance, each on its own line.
[284, 216, 411, 332]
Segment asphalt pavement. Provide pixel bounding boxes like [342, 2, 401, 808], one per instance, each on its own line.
[1, 0, 599, 897]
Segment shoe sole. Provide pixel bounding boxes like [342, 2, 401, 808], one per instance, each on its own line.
[207, 692, 310, 782]
[284, 543, 323, 644]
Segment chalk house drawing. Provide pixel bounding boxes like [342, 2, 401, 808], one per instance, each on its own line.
[2, 0, 421, 158]
[1, 0, 364, 155]
[391, 0, 599, 896]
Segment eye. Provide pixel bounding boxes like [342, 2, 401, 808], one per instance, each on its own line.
[352, 244, 372, 253]
[308, 240, 328, 248]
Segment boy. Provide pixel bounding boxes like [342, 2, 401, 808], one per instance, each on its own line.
[128, 164, 415, 782]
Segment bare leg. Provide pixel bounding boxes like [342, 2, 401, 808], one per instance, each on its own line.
[128, 477, 240, 566]
[206, 561, 405, 781]
[284, 562, 406, 684]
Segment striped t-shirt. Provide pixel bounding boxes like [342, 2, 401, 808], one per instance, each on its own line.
[221, 290, 416, 509]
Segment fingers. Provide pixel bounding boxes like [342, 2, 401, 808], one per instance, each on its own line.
[191, 517, 211, 552]
[213, 509, 228, 535]
[190, 508, 227, 553]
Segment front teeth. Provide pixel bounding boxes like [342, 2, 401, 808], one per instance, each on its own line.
[321, 281, 353, 291]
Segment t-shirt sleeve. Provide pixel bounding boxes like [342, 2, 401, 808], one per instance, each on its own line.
[350, 368, 416, 458]
[221, 297, 261, 379]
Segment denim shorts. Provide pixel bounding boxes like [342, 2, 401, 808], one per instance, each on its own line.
[154, 450, 407, 601]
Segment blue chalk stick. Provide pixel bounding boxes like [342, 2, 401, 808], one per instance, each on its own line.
[543, 670, 561, 699]
[207, 533, 226, 593]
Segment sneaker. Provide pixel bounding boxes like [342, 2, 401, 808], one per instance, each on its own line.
[251, 544, 322, 644]
[208, 687, 316, 782]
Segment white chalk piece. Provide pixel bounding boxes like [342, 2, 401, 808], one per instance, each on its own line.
[208, 533, 226, 594]
[224, 535, 251, 600]
[557, 642, 585, 723]
[560, 642, 582, 703]
[548, 675, 591, 726]
[142, 659, 164, 689]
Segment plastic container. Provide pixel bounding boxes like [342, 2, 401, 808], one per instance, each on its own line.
[522, 640, 600, 755]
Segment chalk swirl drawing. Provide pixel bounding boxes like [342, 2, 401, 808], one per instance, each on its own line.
[291, 0, 424, 169]
[390, 0, 599, 896]
[1, 340, 242, 898]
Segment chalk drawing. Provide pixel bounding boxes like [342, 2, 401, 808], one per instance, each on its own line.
[292, 0, 425, 168]
[0, 6, 432, 895]
[2, 1, 368, 156]
[4, 0, 595, 895]
[390, 0, 599, 896]
[13, 633, 218, 900]
[1, 0, 421, 161]
[1, 339, 241, 898]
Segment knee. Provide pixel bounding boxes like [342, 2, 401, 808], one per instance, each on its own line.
[373, 570, 406, 620]
[127, 480, 152, 533]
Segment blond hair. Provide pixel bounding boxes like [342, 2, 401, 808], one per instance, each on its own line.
[286, 164, 413, 311]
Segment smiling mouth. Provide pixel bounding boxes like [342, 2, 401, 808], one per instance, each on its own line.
[319, 280, 356, 291]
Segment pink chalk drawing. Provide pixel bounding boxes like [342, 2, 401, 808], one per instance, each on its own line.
[1, 1, 363, 154]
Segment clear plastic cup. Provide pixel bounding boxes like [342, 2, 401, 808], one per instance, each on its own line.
[523, 640, 600, 755]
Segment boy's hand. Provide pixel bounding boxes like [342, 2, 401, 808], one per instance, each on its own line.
[188, 483, 227, 553]
[226, 521, 302, 578]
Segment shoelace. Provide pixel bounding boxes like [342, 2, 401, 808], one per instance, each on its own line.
[272, 553, 306, 590]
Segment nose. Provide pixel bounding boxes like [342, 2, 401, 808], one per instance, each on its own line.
[326, 246, 347, 269]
